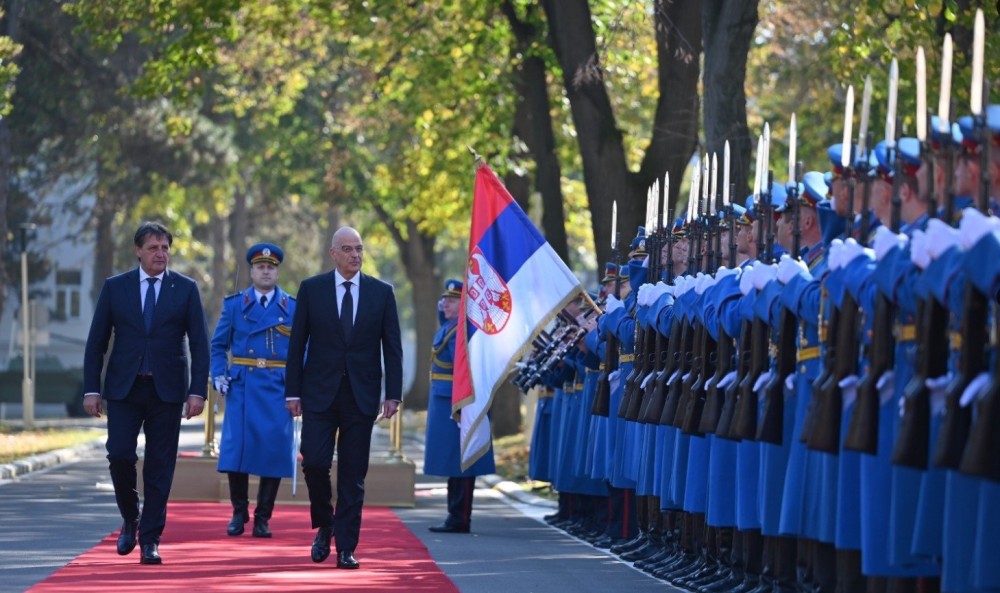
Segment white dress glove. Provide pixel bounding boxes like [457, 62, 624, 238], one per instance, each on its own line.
[739, 265, 756, 295]
[910, 230, 931, 270]
[776, 254, 811, 284]
[873, 226, 908, 262]
[752, 263, 779, 290]
[827, 239, 845, 271]
[958, 208, 1000, 250]
[213, 375, 230, 395]
[925, 218, 961, 260]
[605, 294, 624, 314]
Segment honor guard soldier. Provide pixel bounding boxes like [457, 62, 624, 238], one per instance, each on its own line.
[211, 243, 296, 538]
[424, 279, 496, 533]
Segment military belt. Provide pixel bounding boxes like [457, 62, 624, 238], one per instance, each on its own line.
[796, 346, 821, 363]
[894, 324, 917, 343]
[232, 356, 286, 369]
[950, 332, 962, 351]
[619, 354, 636, 364]
[538, 390, 555, 399]
[599, 363, 606, 371]
[430, 372, 453, 382]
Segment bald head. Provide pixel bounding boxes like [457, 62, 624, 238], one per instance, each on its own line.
[330, 226, 364, 279]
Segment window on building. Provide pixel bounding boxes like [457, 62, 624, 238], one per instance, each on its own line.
[55, 269, 82, 320]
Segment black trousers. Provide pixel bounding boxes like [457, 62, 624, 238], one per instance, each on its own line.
[301, 380, 375, 553]
[106, 375, 183, 545]
[445, 476, 475, 528]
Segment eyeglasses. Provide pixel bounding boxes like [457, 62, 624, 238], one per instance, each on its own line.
[337, 245, 364, 254]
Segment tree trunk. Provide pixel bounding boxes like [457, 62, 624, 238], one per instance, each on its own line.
[228, 185, 249, 291]
[503, 1, 570, 266]
[490, 381, 522, 438]
[0, 117, 9, 324]
[703, 0, 758, 198]
[90, 189, 117, 308]
[542, 0, 702, 271]
[207, 210, 228, 326]
[643, 0, 704, 229]
[374, 209, 438, 411]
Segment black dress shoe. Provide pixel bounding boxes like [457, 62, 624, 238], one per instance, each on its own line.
[139, 543, 162, 565]
[252, 517, 272, 538]
[311, 526, 332, 563]
[428, 523, 470, 534]
[117, 520, 138, 556]
[336, 550, 360, 569]
[227, 512, 249, 536]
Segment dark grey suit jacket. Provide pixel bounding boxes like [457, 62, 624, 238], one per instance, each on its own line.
[285, 270, 403, 416]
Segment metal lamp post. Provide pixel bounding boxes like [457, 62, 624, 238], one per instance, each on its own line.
[20, 222, 37, 428]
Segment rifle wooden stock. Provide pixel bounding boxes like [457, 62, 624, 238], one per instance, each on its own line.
[757, 309, 797, 444]
[618, 323, 646, 418]
[808, 293, 860, 454]
[892, 299, 948, 469]
[717, 318, 752, 439]
[626, 327, 658, 421]
[732, 316, 769, 440]
[641, 322, 680, 424]
[801, 304, 839, 443]
[674, 321, 704, 428]
[933, 282, 988, 468]
[699, 324, 734, 434]
[844, 293, 895, 454]
[659, 317, 692, 425]
[637, 329, 667, 423]
[682, 327, 717, 435]
[959, 343, 1000, 480]
[591, 332, 618, 417]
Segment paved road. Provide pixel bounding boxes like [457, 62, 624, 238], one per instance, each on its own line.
[0, 416, 678, 593]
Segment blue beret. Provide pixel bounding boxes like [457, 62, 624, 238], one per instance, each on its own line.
[441, 278, 463, 298]
[929, 115, 961, 148]
[246, 243, 283, 266]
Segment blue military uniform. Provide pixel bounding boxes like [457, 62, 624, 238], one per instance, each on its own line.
[211, 242, 296, 538]
[425, 279, 496, 534]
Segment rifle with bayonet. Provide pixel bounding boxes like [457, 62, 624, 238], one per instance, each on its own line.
[758, 158, 801, 444]
[935, 78, 992, 468]
[701, 185, 739, 434]
[591, 223, 622, 417]
[732, 170, 775, 440]
[626, 227, 663, 421]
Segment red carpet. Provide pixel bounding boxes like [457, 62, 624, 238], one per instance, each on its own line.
[29, 503, 459, 593]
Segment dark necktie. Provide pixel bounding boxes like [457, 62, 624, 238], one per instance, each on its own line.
[260, 294, 268, 308]
[143, 277, 158, 331]
[341, 281, 353, 339]
[140, 277, 157, 375]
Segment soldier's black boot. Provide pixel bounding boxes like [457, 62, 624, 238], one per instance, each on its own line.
[227, 472, 250, 536]
[253, 477, 281, 538]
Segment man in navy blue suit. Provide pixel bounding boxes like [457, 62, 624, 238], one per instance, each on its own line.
[285, 226, 403, 570]
[83, 221, 210, 565]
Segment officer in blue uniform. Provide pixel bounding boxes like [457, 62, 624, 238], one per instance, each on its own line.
[425, 279, 496, 533]
[211, 243, 296, 538]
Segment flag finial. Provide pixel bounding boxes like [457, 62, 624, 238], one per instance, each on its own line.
[467, 145, 486, 169]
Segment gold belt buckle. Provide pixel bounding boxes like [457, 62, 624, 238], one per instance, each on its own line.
[256, 358, 267, 368]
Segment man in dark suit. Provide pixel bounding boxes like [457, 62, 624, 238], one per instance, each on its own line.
[285, 226, 403, 570]
[82, 222, 210, 565]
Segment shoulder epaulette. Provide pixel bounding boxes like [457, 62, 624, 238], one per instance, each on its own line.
[224, 292, 241, 300]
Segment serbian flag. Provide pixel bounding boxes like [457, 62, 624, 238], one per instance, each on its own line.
[453, 163, 581, 471]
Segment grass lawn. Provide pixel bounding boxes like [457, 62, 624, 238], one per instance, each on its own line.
[0, 425, 104, 464]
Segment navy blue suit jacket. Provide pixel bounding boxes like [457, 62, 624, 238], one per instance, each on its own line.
[83, 268, 210, 403]
[285, 270, 403, 416]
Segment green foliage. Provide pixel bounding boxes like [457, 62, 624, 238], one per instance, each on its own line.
[750, 1, 1000, 179]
